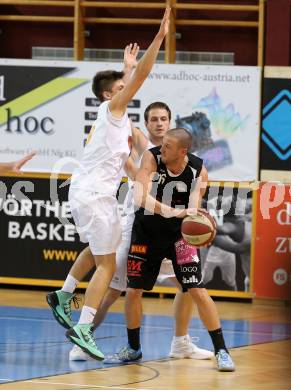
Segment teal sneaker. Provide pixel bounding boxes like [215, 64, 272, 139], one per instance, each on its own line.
[216, 349, 235, 371]
[66, 323, 104, 361]
[104, 344, 142, 364]
[46, 290, 80, 329]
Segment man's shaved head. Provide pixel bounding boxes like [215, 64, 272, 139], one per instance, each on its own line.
[166, 128, 192, 151]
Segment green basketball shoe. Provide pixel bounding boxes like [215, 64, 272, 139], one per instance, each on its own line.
[46, 290, 80, 329]
[66, 323, 105, 361]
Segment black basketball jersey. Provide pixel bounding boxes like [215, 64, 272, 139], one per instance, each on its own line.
[135, 146, 203, 243]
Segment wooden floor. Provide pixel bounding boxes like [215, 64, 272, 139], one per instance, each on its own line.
[1, 288, 291, 390]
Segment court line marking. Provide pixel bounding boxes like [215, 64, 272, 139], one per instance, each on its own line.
[2, 306, 291, 333]
[26, 380, 159, 390]
[0, 314, 289, 338]
[0, 315, 175, 331]
[0, 316, 174, 332]
[1, 315, 290, 334]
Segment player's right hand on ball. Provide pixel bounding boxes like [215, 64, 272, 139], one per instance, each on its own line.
[172, 208, 197, 218]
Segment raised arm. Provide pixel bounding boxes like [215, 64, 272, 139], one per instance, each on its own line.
[109, 7, 170, 118]
[124, 126, 148, 179]
[132, 126, 148, 156]
[0, 152, 36, 174]
[122, 43, 139, 84]
[133, 150, 156, 210]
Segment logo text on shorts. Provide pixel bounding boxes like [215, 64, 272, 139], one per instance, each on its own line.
[175, 239, 198, 265]
[182, 275, 199, 284]
[131, 244, 147, 254]
[180, 265, 198, 273]
[127, 259, 142, 276]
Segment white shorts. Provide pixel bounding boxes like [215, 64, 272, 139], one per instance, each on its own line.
[69, 188, 122, 256]
[110, 213, 134, 291]
[109, 212, 176, 291]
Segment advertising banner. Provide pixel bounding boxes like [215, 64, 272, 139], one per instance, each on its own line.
[253, 183, 291, 300]
[0, 59, 261, 181]
[260, 67, 291, 183]
[0, 176, 86, 285]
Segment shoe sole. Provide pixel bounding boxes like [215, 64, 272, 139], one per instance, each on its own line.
[69, 354, 93, 361]
[121, 355, 142, 363]
[66, 328, 104, 361]
[169, 353, 213, 360]
[104, 353, 142, 364]
[69, 348, 93, 361]
[218, 366, 236, 372]
[46, 293, 72, 330]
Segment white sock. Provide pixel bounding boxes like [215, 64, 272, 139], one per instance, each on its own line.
[61, 274, 79, 294]
[78, 306, 97, 324]
[173, 335, 188, 342]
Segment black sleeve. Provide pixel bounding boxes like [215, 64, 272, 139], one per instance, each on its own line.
[148, 146, 162, 166]
[188, 153, 203, 178]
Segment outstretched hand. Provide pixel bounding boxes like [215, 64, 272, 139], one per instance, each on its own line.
[12, 151, 36, 173]
[124, 43, 139, 69]
[157, 6, 171, 39]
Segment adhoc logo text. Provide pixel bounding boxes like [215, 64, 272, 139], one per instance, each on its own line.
[0, 66, 87, 135]
[4, 107, 54, 135]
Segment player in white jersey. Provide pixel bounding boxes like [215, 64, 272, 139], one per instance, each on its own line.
[69, 102, 212, 361]
[46, 7, 171, 361]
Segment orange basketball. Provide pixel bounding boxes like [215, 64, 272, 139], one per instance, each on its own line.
[181, 209, 217, 247]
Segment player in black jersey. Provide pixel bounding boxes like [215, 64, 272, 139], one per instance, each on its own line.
[129, 144, 204, 290]
[114, 128, 235, 371]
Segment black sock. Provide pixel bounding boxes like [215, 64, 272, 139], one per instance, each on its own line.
[208, 328, 228, 355]
[127, 328, 140, 350]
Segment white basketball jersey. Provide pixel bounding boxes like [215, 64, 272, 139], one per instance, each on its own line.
[122, 138, 156, 217]
[70, 101, 131, 195]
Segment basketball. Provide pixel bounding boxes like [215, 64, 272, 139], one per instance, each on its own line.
[181, 209, 217, 247]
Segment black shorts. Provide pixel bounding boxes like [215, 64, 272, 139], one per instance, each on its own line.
[127, 217, 204, 291]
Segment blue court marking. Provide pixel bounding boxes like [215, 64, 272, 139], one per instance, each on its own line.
[0, 306, 290, 383]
